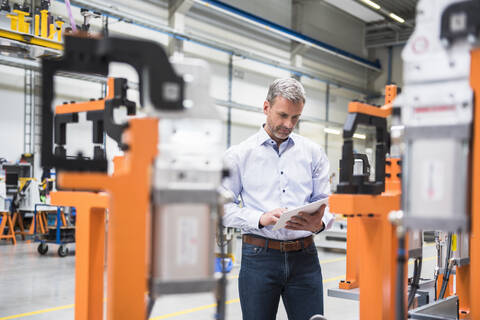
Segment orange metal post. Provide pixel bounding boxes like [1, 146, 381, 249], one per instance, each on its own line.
[330, 192, 401, 320]
[384, 85, 398, 104]
[0, 211, 16, 244]
[456, 265, 470, 319]
[330, 157, 402, 320]
[12, 212, 35, 240]
[45, 76, 116, 320]
[469, 48, 480, 320]
[337, 87, 398, 294]
[55, 78, 115, 114]
[339, 216, 359, 289]
[58, 118, 158, 320]
[51, 191, 108, 320]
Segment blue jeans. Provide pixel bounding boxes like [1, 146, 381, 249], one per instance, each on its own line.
[238, 239, 324, 320]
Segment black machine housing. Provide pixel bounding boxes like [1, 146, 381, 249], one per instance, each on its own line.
[336, 111, 389, 195]
[41, 35, 185, 172]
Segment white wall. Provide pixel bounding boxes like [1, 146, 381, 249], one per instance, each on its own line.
[369, 45, 404, 96]
[0, 0, 385, 186]
[301, 1, 367, 58]
[0, 65, 24, 162]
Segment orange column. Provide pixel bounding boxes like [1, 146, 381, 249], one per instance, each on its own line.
[358, 215, 384, 320]
[470, 48, 480, 320]
[339, 216, 359, 289]
[330, 192, 401, 320]
[357, 208, 400, 320]
[58, 118, 158, 320]
[106, 118, 157, 320]
[456, 265, 470, 319]
[51, 191, 109, 320]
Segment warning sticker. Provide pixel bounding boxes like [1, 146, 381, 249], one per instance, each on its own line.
[422, 160, 445, 201]
[176, 217, 199, 266]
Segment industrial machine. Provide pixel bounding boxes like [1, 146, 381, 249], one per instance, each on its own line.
[326, 1, 479, 319]
[41, 34, 229, 320]
[3, 163, 32, 195]
[0, 178, 6, 211]
[393, 0, 480, 319]
[326, 85, 423, 320]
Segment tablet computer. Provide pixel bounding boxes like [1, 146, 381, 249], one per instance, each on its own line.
[272, 197, 329, 231]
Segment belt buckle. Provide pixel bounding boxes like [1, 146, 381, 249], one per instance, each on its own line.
[280, 240, 298, 252]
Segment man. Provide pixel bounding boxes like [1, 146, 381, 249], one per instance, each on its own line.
[223, 78, 335, 320]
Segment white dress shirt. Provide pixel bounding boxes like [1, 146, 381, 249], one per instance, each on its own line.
[223, 125, 335, 240]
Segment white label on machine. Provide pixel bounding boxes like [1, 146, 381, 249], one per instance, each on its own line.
[422, 160, 444, 201]
[176, 217, 199, 266]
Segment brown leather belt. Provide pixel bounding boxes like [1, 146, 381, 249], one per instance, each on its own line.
[242, 234, 314, 252]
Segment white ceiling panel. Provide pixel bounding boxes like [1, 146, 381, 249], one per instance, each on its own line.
[324, 0, 384, 23]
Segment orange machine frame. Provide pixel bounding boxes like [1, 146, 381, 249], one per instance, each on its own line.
[331, 85, 406, 320]
[55, 77, 115, 115]
[338, 85, 398, 292]
[436, 46, 480, 320]
[457, 47, 480, 320]
[48, 78, 114, 320]
[51, 191, 108, 320]
[58, 118, 158, 320]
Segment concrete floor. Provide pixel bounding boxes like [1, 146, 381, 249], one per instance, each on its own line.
[0, 240, 437, 320]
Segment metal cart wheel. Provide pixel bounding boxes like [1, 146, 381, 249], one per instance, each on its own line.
[37, 243, 48, 255]
[58, 245, 69, 257]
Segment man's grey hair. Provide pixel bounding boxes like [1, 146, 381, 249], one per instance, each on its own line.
[266, 78, 306, 105]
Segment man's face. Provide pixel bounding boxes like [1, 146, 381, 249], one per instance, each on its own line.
[263, 96, 304, 142]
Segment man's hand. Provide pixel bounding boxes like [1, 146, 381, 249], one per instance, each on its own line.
[259, 208, 285, 227]
[285, 204, 326, 232]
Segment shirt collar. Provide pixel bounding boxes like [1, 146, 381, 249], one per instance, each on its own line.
[257, 124, 296, 146]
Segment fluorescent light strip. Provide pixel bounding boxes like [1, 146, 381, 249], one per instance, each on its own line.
[353, 133, 366, 140]
[324, 128, 341, 135]
[193, 0, 381, 71]
[361, 0, 381, 10]
[389, 13, 405, 23]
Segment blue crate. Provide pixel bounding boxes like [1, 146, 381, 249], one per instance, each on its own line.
[215, 257, 233, 273]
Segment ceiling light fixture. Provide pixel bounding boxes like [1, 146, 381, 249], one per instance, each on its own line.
[389, 12, 405, 23]
[324, 128, 341, 135]
[353, 133, 366, 140]
[361, 0, 381, 10]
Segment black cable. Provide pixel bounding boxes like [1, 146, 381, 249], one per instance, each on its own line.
[146, 296, 155, 320]
[438, 233, 453, 300]
[407, 259, 418, 308]
[146, 201, 156, 320]
[396, 235, 407, 320]
[439, 262, 454, 300]
[433, 232, 440, 301]
[408, 257, 422, 308]
[215, 203, 227, 320]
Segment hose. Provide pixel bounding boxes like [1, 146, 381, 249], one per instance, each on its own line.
[439, 259, 454, 300]
[433, 232, 440, 301]
[396, 235, 407, 320]
[146, 202, 157, 320]
[215, 201, 227, 320]
[407, 257, 422, 308]
[438, 233, 453, 300]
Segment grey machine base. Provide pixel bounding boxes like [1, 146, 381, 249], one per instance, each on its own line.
[409, 296, 459, 320]
[327, 287, 359, 301]
[328, 279, 435, 305]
